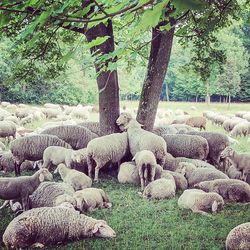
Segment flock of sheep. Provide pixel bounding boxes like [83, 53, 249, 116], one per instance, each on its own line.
[0, 101, 249, 249]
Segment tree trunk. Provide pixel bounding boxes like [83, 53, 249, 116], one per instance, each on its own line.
[205, 80, 210, 104]
[137, 25, 175, 131]
[85, 21, 119, 135]
[166, 81, 170, 102]
[219, 95, 221, 103]
[195, 95, 198, 103]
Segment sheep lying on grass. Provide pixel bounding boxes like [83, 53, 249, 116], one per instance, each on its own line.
[142, 173, 176, 199]
[178, 189, 224, 215]
[3, 206, 116, 249]
[161, 170, 188, 191]
[74, 188, 111, 212]
[133, 150, 157, 191]
[0, 168, 53, 210]
[221, 146, 250, 181]
[87, 132, 129, 182]
[225, 222, 250, 250]
[194, 179, 250, 203]
[55, 163, 92, 191]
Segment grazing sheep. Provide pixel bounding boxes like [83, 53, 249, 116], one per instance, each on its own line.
[194, 179, 250, 203]
[41, 108, 60, 119]
[55, 163, 92, 191]
[118, 162, 163, 185]
[10, 134, 72, 175]
[1, 101, 10, 107]
[221, 146, 250, 181]
[161, 170, 188, 191]
[30, 181, 75, 208]
[3, 206, 116, 249]
[177, 162, 229, 187]
[0, 121, 16, 140]
[235, 111, 248, 118]
[117, 118, 167, 166]
[133, 150, 157, 191]
[185, 116, 206, 130]
[142, 173, 176, 199]
[225, 222, 250, 250]
[15, 109, 30, 119]
[152, 126, 178, 136]
[41, 125, 98, 150]
[74, 188, 111, 212]
[87, 132, 129, 182]
[229, 121, 250, 137]
[178, 189, 224, 215]
[42, 146, 74, 169]
[0, 168, 53, 210]
[4, 115, 19, 124]
[171, 124, 197, 133]
[70, 106, 90, 120]
[186, 131, 229, 168]
[162, 134, 209, 160]
[226, 165, 242, 180]
[78, 121, 101, 136]
[171, 115, 190, 124]
[20, 115, 34, 126]
[243, 113, 250, 122]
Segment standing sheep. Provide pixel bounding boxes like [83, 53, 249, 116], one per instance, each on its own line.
[178, 189, 224, 215]
[55, 163, 92, 191]
[3, 206, 116, 249]
[162, 134, 209, 160]
[142, 173, 176, 199]
[74, 188, 111, 212]
[185, 116, 206, 130]
[194, 179, 250, 203]
[10, 134, 72, 176]
[87, 132, 129, 182]
[41, 125, 98, 149]
[133, 150, 157, 191]
[229, 121, 250, 137]
[186, 131, 229, 168]
[225, 222, 250, 250]
[0, 168, 53, 210]
[0, 121, 16, 140]
[221, 146, 250, 181]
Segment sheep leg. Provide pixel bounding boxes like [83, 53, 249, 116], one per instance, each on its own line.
[31, 243, 45, 248]
[192, 209, 211, 216]
[22, 195, 30, 211]
[14, 161, 22, 176]
[87, 155, 94, 179]
[150, 167, 156, 183]
[94, 164, 101, 182]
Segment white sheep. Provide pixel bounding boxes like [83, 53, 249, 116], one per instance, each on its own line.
[133, 150, 157, 191]
[178, 189, 224, 215]
[229, 121, 250, 137]
[161, 170, 188, 191]
[87, 132, 128, 182]
[54, 163, 92, 191]
[73, 188, 111, 212]
[225, 222, 250, 250]
[221, 146, 250, 181]
[3, 206, 116, 248]
[142, 173, 176, 199]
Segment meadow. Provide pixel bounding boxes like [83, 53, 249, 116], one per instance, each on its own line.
[0, 101, 250, 250]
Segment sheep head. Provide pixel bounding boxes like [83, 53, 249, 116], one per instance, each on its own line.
[92, 221, 116, 238]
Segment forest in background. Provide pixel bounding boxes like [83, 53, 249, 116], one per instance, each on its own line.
[0, 2, 249, 105]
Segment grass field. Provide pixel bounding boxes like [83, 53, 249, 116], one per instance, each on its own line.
[0, 101, 250, 250]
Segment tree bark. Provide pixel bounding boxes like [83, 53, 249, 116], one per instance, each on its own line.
[137, 25, 175, 131]
[85, 21, 119, 135]
[166, 81, 170, 102]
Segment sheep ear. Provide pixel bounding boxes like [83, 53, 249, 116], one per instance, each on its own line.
[212, 201, 218, 213]
[132, 153, 138, 161]
[39, 173, 45, 182]
[92, 223, 100, 234]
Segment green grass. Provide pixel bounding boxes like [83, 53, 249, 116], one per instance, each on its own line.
[0, 101, 250, 250]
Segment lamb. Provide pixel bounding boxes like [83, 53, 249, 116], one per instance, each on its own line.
[162, 134, 209, 160]
[30, 181, 75, 208]
[41, 125, 98, 149]
[55, 163, 92, 191]
[10, 134, 72, 175]
[0, 121, 16, 140]
[117, 118, 167, 166]
[185, 131, 229, 168]
[194, 179, 250, 203]
[117, 162, 163, 185]
[142, 173, 176, 199]
[73, 188, 111, 212]
[78, 121, 101, 136]
[161, 170, 188, 191]
[132, 150, 157, 191]
[0, 168, 53, 210]
[185, 116, 206, 130]
[178, 189, 224, 215]
[87, 132, 129, 182]
[229, 121, 250, 137]
[3, 206, 116, 249]
[225, 222, 250, 250]
[177, 162, 229, 187]
[221, 146, 250, 181]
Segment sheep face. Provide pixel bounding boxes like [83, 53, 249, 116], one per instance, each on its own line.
[39, 168, 53, 182]
[211, 197, 224, 213]
[116, 113, 133, 131]
[220, 146, 234, 158]
[92, 221, 116, 238]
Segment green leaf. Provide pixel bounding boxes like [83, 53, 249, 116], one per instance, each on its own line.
[85, 36, 110, 49]
[160, 23, 172, 31]
[172, 0, 207, 11]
